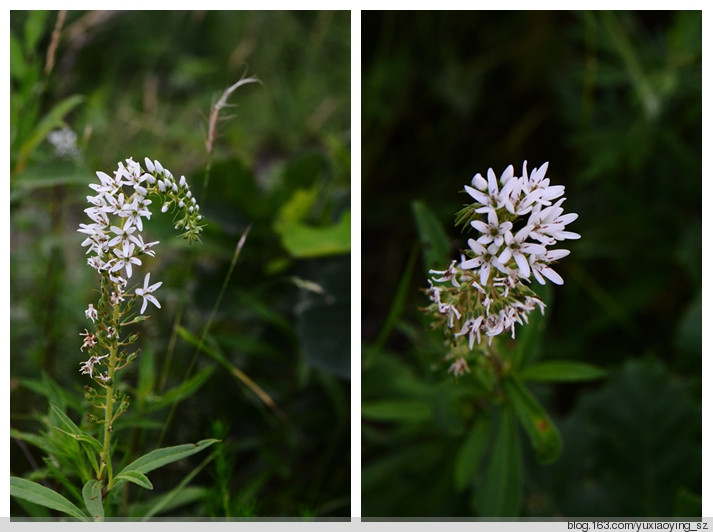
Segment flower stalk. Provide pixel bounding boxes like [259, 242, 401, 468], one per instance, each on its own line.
[78, 157, 203, 493]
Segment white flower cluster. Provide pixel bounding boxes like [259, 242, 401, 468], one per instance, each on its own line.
[77, 157, 203, 379]
[424, 161, 578, 377]
[459, 161, 579, 285]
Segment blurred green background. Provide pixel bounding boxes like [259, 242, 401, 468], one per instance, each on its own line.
[11, 10, 350, 518]
[361, 11, 701, 518]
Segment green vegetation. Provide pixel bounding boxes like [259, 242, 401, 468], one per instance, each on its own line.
[11, 10, 350, 519]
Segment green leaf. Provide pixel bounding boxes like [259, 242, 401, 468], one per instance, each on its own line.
[128, 487, 206, 518]
[81, 479, 104, 522]
[362, 400, 433, 422]
[14, 94, 84, 177]
[454, 415, 491, 492]
[114, 470, 153, 490]
[11, 476, 89, 521]
[111, 439, 220, 491]
[11, 428, 56, 456]
[274, 185, 320, 225]
[10, 31, 27, 81]
[24, 10, 48, 53]
[147, 366, 214, 411]
[510, 282, 551, 370]
[278, 210, 351, 257]
[518, 361, 608, 383]
[137, 344, 156, 401]
[140, 451, 216, 520]
[503, 376, 562, 464]
[476, 406, 522, 517]
[369, 244, 418, 356]
[49, 403, 103, 452]
[411, 200, 449, 272]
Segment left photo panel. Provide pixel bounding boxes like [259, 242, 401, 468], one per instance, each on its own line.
[10, 10, 351, 520]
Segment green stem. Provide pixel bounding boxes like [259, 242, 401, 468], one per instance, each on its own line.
[98, 304, 120, 490]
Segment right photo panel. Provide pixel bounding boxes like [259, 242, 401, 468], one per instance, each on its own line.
[361, 11, 702, 520]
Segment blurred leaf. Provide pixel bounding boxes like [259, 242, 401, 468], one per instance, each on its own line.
[146, 366, 215, 411]
[82, 479, 104, 521]
[10, 31, 27, 81]
[673, 487, 701, 518]
[176, 326, 287, 421]
[369, 245, 418, 357]
[502, 376, 562, 464]
[20, 371, 83, 413]
[274, 185, 320, 225]
[509, 282, 550, 370]
[139, 448, 216, 521]
[475, 406, 522, 517]
[24, 10, 48, 53]
[411, 200, 449, 272]
[675, 292, 701, 360]
[362, 400, 433, 422]
[137, 344, 156, 401]
[542, 359, 701, 517]
[278, 210, 350, 257]
[454, 415, 490, 492]
[11, 428, 56, 456]
[114, 470, 153, 490]
[10, 477, 89, 521]
[518, 360, 608, 383]
[127, 486, 207, 518]
[13, 94, 84, 178]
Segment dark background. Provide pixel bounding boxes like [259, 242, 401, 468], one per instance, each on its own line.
[361, 11, 701, 517]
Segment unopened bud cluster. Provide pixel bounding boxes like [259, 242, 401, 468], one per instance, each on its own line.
[424, 161, 579, 376]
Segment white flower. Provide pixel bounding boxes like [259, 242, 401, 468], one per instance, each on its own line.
[461, 240, 507, 286]
[110, 241, 142, 279]
[454, 316, 484, 349]
[529, 249, 570, 286]
[79, 353, 108, 377]
[135, 273, 162, 314]
[429, 260, 460, 287]
[470, 209, 512, 247]
[85, 304, 98, 322]
[79, 329, 97, 351]
[448, 357, 470, 377]
[498, 225, 547, 278]
[483, 313, 505, 344]
[464, 167, 506, 215]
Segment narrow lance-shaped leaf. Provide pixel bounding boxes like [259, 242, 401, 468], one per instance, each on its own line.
[110, 439, 220, 492]
[412, 200, 450, 273]
[503, 376, 562, 464]
[114, 470, 153, 490]
[11, 477, 89, 521]
[475, 406, 522, 517]
[454, 415, 491, 492]
[518, 360, 608, 383]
